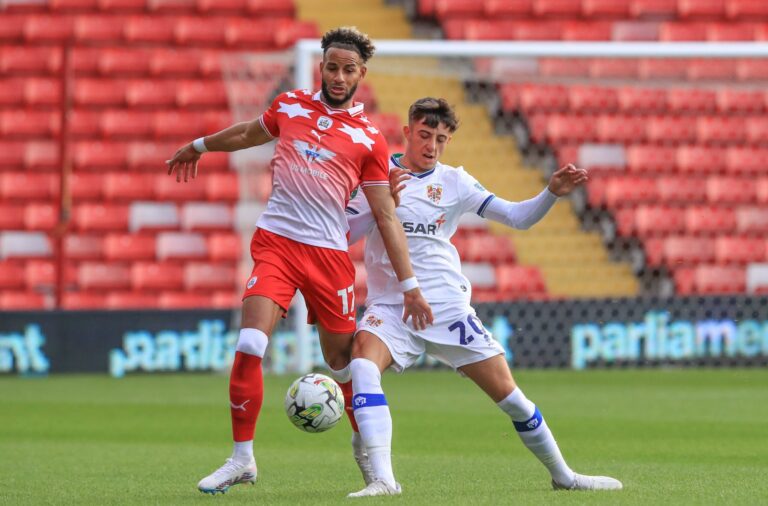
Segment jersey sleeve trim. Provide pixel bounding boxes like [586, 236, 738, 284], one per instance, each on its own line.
[360, 180, 390, 188]
[258, 115, 276, 138]
[477, 194, 496, 217]
[345, 207, 360, 215]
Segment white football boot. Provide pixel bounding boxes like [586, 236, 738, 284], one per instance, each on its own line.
[351, 433, 375, 486]
[347, 480, 402, 498]
[197, 458, 257, 495]
[552, 473, 622, 491]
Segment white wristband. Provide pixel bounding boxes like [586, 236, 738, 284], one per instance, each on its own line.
[192, 137, 208, 153]
[399, 277, 419, 292]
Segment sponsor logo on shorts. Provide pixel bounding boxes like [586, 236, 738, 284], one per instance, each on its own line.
[317, 116, 333, 130]
[365, 314, 383, 327]
[246, 276, 258, 289]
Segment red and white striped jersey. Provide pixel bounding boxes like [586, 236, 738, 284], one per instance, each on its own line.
[256, 89, 389, 251]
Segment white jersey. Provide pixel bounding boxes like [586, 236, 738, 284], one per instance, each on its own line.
[346, 154, 495, 306]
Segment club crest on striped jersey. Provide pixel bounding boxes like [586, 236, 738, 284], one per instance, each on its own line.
[426, 184, 443, 204]
[316, 116, 333, 130]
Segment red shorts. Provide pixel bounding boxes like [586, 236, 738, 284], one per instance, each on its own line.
[242, 228, 356, 334]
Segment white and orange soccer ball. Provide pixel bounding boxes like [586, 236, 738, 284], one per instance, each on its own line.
[284, 373, 345, 433]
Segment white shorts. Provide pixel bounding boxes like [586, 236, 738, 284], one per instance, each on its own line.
[356, 302, 505, 373]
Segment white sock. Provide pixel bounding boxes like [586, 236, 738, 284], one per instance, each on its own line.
[231, 440, 253, 464]
[350, 358, 395, 487]
[497, 388, 575, 487]
[329, 364, 351, 384]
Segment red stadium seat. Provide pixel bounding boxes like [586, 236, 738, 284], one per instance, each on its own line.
[24, 259, 55, 291]
[23, 141, 58, 171]
[125, 79, 177, 108]
[48, 0, 99, 11]
[562, 21, 613, 40]
[715, 236, 766, 264]
[184, 262, 237, 290]
[495, 264, 547, 296]
[97, 0, 146, 12]
[589, 58, 639, 78]
[484, 0, 532, 17]
[174, 16, 228, 46]
[659, 22, 708, 40]
[103, 233, 156, 261]
[64, 234, 104, 260]
[175, 79, 228, 108]
[78, 262, 131, 290]
[745, 117, 768, 144]
[0, 78, 25, 106]
[152, 110, 207, 139]
[0, 262, 26, 289]
[696, 116, 747, 144]
[205, 173, 239, 201]
[212, 290, 239, 308]
[245, 0, 295, 16]
[74, 79, 126, 107]
[544, 114, 597, 143]
[0, 110, 60, 139]
[694, 264, 746, 294]
[158, 292, 212, 309]
[207, 232, 241, 261]
[126, 141, 177, 171]
[677, 0, 726, 19]
[726, 0, 768, 19]
[676, 145, 727, 174]
[103, 173, 155, 201]
[539, 58, 591, 77]
[725, 147, 768, 174]
[638, 58, 689, 80]
[707, 22, 757, 41]
[716, 88, 764, 113]
[62, 291, 109, 309]
[510, 84, 569, 112]
[434, 0, 485, 19]
[630, 0, 677, 17]
[225, 18, 287, 47]
[706, 176, 756, 204]
[605, 177, 658, 207]
[70, 173, 104, 202]
[131, 262, 185, 290]
[0, 173, 57, 201]
[98, 48, 153, 76]
[74, 203, 129, 231]
[626, 145, 677, 173]
[687, 58, 739, 80]
[582, 0, 630, 17]
[196, 0, 247, 14]
[758, 178, 768, 203]
[73, 15, 125, 42]
[22, 15, 74, 43]
[596, 115, 646, 143]
[101, 110, 154, 139]
[156, 232, 207, 260]
[69, 110, 101, 138]
[667, 88, 717, 112]
[647, 117, 697, 144]
[23, 78, 61, 107]
[272, 20, 318, 49]
[656, 176, 707, 204]
[617, 87, 667, 113]
[147, 0, 197, 14]
[460, 235, 516, 264]
[568, 85, 619, 112]
[663, 236, 715, 265]
[736, 59, 768, 80]
[736, 207, 768, 234]
[106, 291, 159, 309]
[685, 206, 737, 234]
[0, 46, 62, 75]
[123, 16, 175, 44]
[24, 203, 57, 230]
[533, 0, 581, 17]
[0, 204, 25, 230]
[0, 141, 25, 170]
[73, 141, 129, 170]
[0, 291, 47, 310]
[155, 174, 207, 201]
[634, 205, 686, 236]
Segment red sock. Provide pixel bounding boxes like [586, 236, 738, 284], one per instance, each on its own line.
[229, 351, 264, 442]
[339, 380, 359, 432]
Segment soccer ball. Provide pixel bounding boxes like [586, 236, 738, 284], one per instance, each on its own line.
[284, 373, 345, 433]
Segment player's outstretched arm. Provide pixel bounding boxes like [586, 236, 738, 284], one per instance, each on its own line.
[363, 185, 434, 330]
[482, 163, 588, 230]
[165, 118, 273, 182]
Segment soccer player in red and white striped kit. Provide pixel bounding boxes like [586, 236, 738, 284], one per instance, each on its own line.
[166, 27, 433, 494]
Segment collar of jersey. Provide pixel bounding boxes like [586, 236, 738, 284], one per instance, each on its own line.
[312, 91, 364, 116]
[391, 154, 437, 179]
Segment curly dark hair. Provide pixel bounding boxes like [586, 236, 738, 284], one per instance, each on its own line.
[408, 97, 459, 133]
[321, 26, 376, 63]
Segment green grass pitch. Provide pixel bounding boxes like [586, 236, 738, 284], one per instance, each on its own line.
[1, 369, 767, 505]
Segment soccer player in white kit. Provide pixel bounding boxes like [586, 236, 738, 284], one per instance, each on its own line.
[344, 98, 623, 496]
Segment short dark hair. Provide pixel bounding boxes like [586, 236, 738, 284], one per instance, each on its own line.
[321, 27, 375, 63]
[408, 97, 459, 133]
